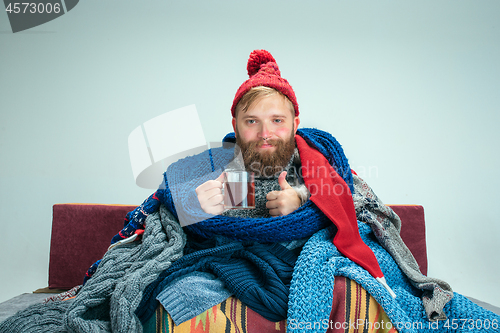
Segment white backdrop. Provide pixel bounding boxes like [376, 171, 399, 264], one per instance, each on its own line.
[1, 0, 499, 307]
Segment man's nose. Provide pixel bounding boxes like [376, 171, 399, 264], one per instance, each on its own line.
[259, 122, 272, 139]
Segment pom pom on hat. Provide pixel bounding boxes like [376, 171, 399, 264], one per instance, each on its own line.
[247, 50, 276, 76]
[231, 49, 299, 117]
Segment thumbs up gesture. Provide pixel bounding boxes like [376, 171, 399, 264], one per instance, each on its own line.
[266, 171, 301, 217]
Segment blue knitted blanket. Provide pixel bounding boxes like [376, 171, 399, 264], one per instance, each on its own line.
[288, 223, 500, 333]
[136, 235, 298, 323]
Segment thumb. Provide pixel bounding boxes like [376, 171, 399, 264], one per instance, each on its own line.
[215, 172, 226, 184]
[216, 172, 225, 184]
[278, 171, 292, 190]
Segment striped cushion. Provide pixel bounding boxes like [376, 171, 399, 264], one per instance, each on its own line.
[143, 277, 396, 333]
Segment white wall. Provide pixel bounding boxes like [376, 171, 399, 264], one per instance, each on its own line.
[1, 0, 498, 307]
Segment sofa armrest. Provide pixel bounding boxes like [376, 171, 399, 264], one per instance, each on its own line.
[48, 204, 137, 290]
[389, 204, 428, 275]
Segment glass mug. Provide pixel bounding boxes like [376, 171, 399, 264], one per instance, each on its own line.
[222, 171, 255, 210]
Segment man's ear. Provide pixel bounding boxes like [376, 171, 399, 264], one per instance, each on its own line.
[293, 116, 300, 134]
[232, 117, 237, 136]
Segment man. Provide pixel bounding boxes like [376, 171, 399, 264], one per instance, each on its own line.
[3, 50, 499, 333]
[196, 50, 304, 218]
[88, 49, 400, 328]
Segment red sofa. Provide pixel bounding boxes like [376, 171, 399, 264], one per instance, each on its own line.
[48, 203, 428, 290]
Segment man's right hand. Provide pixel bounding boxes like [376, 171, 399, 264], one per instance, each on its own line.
[195, 173, 225, 215]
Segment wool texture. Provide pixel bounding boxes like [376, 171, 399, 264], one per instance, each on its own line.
[0, 300, 70, 332]
[352, 173, 453, 321]
[231, 49, 299, 117]
[155, 271, 232, 326]
[296, 134, 384, 280]
[137, 235, 297, 323]
[287, 224, 500, 333]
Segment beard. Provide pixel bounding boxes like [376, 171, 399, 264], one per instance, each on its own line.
[235, 129, 296, 178]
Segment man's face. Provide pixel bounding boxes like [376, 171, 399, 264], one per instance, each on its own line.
[232, 94, 300, 177]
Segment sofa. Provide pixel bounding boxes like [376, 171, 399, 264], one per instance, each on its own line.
[1, 203, 498, 324]
[46, 203, 429, 290]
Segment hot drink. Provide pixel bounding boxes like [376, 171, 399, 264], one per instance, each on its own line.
[223, 181, 255, 209]
[222, 171, 255, 210]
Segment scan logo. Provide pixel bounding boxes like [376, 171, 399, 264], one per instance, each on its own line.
[3, 0, 79, 33]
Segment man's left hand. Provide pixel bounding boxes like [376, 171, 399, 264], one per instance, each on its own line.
[266, 171, 301, 216]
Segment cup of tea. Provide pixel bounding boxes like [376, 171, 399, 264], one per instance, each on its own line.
[222, 171, 255, 210]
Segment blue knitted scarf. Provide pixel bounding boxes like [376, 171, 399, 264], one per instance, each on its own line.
[113, 128, 353, 245]
[168, 128, 353, 241]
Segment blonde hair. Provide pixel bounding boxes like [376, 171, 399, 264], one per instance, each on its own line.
[234, 86, 294, 118]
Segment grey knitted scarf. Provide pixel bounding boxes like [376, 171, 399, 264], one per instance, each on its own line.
[352, 173, 453, 320]
[0, 205, 186, 333]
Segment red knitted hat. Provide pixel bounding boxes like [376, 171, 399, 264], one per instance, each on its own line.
[231, 49, 299, 117]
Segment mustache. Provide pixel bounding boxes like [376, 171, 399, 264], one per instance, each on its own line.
[259, 140, 279, 148]
[250, 138, 282, 149]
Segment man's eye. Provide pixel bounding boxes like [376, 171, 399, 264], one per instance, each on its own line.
[246, 119, 256, 124]
[274, 119, 283, 123]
